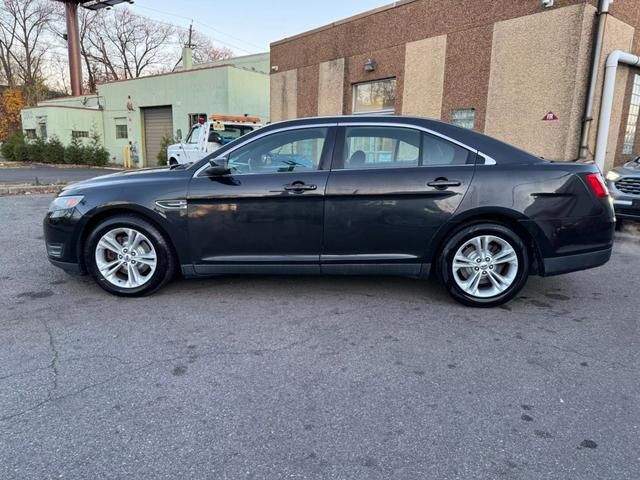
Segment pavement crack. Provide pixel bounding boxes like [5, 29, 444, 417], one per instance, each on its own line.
[39, 318, 59, 398]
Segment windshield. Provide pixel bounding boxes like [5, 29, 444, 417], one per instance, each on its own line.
[186, 125, 204, 144]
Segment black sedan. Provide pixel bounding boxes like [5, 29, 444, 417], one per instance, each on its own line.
[44, 116, 614, 307]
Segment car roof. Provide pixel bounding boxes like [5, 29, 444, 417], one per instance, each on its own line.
[266, 115, 544, 165]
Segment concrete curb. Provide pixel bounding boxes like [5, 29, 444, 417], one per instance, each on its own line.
[0, 184, 65, 196]
[0, 162, 122, 171]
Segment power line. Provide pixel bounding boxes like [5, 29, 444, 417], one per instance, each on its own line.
[133, 4, 264, 53]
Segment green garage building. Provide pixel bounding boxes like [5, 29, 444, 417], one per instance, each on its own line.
[20, 52, 269, 167]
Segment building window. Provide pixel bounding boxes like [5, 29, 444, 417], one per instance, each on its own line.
[25, 129, 36, 140]
[622, 74, 640, 154]
[189, 113, 207, 126]
[115, 118, 128, 139]
[39, 124, 47, 140]
[72, 130, 89, 139]
[451, 109, 476, 130]
[353, 78, 396, 114]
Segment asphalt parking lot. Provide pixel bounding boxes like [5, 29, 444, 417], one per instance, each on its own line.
[0, 195, 638, 480]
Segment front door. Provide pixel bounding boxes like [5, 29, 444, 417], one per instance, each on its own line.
[322, 125, 475, 274]
[188, 126, 336, 274]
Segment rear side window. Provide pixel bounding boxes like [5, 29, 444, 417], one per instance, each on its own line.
[342, 126, 420, 170]
[339, 126, 470, 169]
[422, 134, 470, 166]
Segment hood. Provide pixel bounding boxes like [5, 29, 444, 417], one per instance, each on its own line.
[61, 166, 189, 194]
[612, 157, 640, 177]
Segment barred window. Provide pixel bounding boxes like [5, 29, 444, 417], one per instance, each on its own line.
[451, 109, 476, 130]
[622, 74, 640, 155]
[72, 130, 89, 139]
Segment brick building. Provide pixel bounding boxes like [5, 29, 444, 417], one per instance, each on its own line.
[270, 0, 640, 171]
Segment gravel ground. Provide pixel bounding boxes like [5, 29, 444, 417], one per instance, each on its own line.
[0, 195, 638, 480]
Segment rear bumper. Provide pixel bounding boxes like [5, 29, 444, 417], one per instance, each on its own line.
[542, 247, 612, 277]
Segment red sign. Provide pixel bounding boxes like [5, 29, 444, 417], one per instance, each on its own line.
[542, 111, 559, 121]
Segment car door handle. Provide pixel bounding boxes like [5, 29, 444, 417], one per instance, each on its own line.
[283, 182, 317, 192]
[427, 178, 461, 190]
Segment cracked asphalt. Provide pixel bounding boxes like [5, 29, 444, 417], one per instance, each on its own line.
[0, 195, 638, 480]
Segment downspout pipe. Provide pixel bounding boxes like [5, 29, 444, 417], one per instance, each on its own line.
[594, 50, 640, 171]
[578, 0, 612, 160]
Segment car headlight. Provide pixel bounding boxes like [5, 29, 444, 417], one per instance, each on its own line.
[605, 171, 621, 182]
[48, 195, 84, 212]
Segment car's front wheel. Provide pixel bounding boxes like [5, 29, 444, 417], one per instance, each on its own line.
[84, 215, 175, 296]
[439, 223, 529, 307]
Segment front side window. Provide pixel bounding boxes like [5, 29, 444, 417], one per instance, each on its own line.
[353, 79, 396, 114]
[227, 128, 328, 174]
[342, 126, 420, 169]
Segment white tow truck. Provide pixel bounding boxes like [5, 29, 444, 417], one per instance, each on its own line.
[167, 114, 262, 165]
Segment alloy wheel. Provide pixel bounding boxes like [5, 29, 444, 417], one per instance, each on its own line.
[451, 235, 519, 298]
[94, 228, 157, 289]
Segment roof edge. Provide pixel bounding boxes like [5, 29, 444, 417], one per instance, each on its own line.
[270, 0, 421, 47]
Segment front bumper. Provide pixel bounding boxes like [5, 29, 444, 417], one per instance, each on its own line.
[47, 257, 84, 274]
[611, 199, 640, 220]
[543, 247, 612, 276]
[43, 209, 86, 274]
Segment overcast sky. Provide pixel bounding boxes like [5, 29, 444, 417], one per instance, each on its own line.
[129, 0, 392, 55]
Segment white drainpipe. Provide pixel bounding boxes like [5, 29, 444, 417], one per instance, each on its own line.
[594, 50, 640, 171]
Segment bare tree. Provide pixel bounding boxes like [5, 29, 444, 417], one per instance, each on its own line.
[178, 29, 234, 65]
[78, 7, 175, 85]
[0, 0, 54, 102]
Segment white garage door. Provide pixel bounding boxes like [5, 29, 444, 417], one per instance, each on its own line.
[142, 106, 173, 167]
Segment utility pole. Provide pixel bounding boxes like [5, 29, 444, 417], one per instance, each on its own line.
[53, 0, 134, 97]
[187, 21, 193, 48]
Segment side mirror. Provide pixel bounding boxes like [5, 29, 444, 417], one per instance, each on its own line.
[204, 157, 230, 176]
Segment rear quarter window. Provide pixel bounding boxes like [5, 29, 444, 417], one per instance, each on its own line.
[422, 134, 470, 166]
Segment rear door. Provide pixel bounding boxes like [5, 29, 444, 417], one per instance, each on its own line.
[322, 123, 476, 274]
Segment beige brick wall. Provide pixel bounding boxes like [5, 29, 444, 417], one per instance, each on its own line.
[317, 58, 345, 116]
[270, 70, 297, 122]
[485, 4, 588, 160]
[587, 14, 635, 171]
[402, 35, 447, 118]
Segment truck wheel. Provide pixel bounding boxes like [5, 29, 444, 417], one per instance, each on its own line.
[169, 158, 178, 166]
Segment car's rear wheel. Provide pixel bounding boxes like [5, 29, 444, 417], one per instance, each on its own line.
[439, 223, 529, 307]
[85, 215, 175, 296]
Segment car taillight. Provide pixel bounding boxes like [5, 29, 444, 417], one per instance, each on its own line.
[585, 173, 609, 198]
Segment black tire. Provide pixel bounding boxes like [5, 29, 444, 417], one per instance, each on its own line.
[438, 223, 530, 308]
[84, 214, 175, 297]
[169, 158, 178, 166]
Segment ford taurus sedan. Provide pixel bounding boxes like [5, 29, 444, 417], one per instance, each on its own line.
[44, 116, 615, 307]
